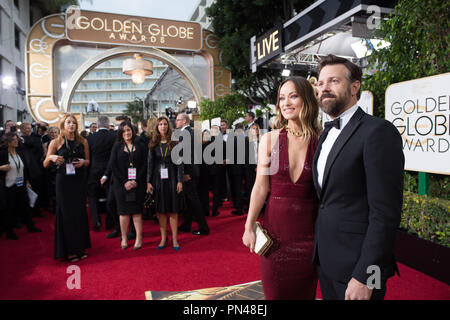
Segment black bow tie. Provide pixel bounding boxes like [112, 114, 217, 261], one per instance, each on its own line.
[324, 118, 341, 131]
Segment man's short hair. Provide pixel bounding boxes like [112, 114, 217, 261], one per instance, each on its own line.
[235, 123, 244, 130]
[220, 119, 228, 126]
[115, 115, 130, 122]
[140, 119, 148, 128]
[178, 113, 190, 124]
[97, 116, 110, 128]
[317, 54, 362, 99]
[246, 111, 255, 120]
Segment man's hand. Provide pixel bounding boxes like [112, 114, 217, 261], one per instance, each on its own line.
[345, 278, 373, 300]
[183, 174, 191, 182]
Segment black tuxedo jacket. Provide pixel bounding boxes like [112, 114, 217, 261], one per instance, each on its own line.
[179, 126, 200, 178]
[87, 129, 116, 185]
[312, 107, 404, 285]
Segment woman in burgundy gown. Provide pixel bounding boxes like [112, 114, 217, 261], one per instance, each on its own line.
[243, 76, 321, 300]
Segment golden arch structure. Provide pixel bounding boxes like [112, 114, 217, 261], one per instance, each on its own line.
[25, 7, 231, 125]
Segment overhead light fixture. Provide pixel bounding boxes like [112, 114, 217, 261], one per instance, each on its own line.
[122, 54, 153, 84]
[282, 67, 291, 77]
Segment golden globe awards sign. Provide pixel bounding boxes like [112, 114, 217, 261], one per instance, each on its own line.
[385, 73, 450, 175]
[66, 8, 202, 51]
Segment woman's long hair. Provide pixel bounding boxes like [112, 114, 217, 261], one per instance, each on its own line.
[150, 116, 175, 150]
[56, 114, 85, 145]
[273, 76, 321, 139]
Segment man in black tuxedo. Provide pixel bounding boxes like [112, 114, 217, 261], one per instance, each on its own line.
[229, 123, 247, 215]
[176, 113, 210, 235]
[87, 116, 116, 231]
[312, 55, 404, 300]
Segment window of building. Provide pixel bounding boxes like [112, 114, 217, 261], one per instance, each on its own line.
[14, 25, 20, 50]
[15, 68, 23, 88]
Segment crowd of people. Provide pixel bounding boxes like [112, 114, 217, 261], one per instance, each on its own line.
[0, 109, 261, 261]
[0, 55, 404, 300]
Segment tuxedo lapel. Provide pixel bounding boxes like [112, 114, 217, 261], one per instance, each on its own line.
[320, 107, 365, 196]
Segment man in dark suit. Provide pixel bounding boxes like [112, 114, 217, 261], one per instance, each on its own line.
[87, 116, 116, 231]
[176, 113, 210, 235]
[312, 55, 404, 300]
[229, 123, 247, 215]
[19, 122, 46, 217]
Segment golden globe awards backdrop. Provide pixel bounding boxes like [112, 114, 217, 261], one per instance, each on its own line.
[385, 73, 450, 175]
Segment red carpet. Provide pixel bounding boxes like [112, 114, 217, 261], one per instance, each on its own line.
[0, 200, 449, 300]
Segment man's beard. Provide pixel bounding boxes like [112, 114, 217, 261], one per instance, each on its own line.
[319, 89, 351, 118]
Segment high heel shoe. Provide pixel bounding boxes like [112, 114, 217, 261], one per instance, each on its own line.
[133, 242, 142, 251]
[121, 237, 128, 250]
[157, 237, 168, 250]
[173, 245, 180, 251]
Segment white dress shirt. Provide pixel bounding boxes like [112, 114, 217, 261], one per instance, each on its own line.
[317, 104, 359, 188]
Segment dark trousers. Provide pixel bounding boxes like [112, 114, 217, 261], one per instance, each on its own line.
[211, 171, 222, 213]
[198, 168, 211, 217]
[318, 266, 387, 300]
[180, 177, 209, 232]
[106, 182, 120, 233]
[5, 185, 34, 231]
[231, 173, 244, 213]
[30, 175, 47, 213]
[244, 165, 256, 204]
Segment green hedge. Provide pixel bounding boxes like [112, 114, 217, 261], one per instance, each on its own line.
[401, 191, 450, 247]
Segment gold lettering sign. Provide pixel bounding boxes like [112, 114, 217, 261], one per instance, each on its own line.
[66, 9, 202, 51]
[254, 26, 283, 66]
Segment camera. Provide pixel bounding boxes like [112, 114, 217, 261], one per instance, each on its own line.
[10, 126, 17, 133]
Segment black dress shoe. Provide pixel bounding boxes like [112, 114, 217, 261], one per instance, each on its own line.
[6, 231, 19, 240]
[27, 225, 42, 233]
[232, 210, 243, 216]
[192, 229, 210, 236]
[178, 226, 191, 233]
[106, 230, 120, 239]
[93, 222, 102, 231]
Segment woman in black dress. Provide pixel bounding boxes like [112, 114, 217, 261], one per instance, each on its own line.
[44, 114, 91, 262]
[147, 116, 183, 250]
[110, 121, 147, 250]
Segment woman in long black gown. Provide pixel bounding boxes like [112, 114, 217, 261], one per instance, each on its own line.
[44, 114, 91, 262]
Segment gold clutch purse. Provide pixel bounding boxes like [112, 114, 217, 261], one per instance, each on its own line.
[254, 221, 273, 256]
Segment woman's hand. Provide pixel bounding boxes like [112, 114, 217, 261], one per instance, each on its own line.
[125, 180, 137, 191]
[0, 164, 11, 172]
[73, 158, 84, 168]
[146, 183, 153, 194]
[51, 155, 64, 165]
[242, 224, 257, 253]
[176, 182, 183, 194]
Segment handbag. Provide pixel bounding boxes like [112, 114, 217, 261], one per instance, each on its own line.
[254, 221, 273, 256]
[143, 192, 155, 209]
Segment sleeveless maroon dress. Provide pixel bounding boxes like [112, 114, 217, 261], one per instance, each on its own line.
[260, 129, 318, 300]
